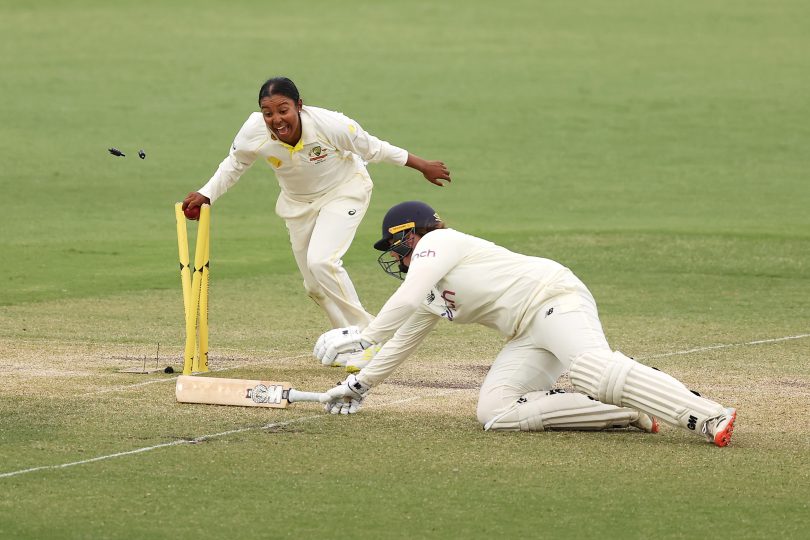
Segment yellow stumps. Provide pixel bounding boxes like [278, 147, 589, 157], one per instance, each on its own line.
[197, 208, 210, 373]
[175, 203, 211, 375]
[175, 205, 193, 324]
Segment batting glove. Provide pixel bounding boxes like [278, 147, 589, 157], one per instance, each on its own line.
[313, 326, 360, 366]
[321, 335, 375, 367]
[323, 374, 371, 415]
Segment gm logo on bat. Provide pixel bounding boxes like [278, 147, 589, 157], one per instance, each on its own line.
[245, 384, 285, 404]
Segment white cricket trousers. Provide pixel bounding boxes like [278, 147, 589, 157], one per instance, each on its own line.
[477, 278, 612, 422]
[275, 173, 375, 329]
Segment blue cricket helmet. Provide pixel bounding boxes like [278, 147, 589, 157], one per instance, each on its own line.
[373, 201, 443, 251]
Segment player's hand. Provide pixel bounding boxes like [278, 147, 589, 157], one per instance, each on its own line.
[320, 334, 376, 367]
[406, 155, 451, 187]
[322, 374, 370, 415]
[421, 160, 451, 186]
[314, 326, 360, 366]
[181, 192, 210, 220]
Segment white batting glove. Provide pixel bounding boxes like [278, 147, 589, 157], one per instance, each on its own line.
[321, 335, 375, 367]
[323, 374, 371, 415]
[313, 326, 360, 366]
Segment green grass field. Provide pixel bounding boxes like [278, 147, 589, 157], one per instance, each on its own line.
[2, 1, 809, 538]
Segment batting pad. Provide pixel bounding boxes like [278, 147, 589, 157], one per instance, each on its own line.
[483, 390, 640, 432]
[569, 351, 726, 432]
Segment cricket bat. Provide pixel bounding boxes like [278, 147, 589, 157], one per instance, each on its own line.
[175, 375, 326, 408]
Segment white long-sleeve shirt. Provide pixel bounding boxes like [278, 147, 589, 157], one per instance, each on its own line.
[198, 106, 409, 204]
[358, 229, 584, 386]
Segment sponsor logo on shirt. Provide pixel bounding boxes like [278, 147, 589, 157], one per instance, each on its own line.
[267, 156, 282, 168]
[412, 249, 436, 260]
[441, 289, 456, 321]
[308, 145, 328, 163]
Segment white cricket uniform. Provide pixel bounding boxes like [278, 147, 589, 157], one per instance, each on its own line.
[198, 105, 408, 328]
[356, 228, 728, 435]
[358, 228, 605, 383]
[356, 228, 620, 423]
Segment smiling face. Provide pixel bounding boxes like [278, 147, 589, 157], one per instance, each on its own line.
[260, 94, 302, 145]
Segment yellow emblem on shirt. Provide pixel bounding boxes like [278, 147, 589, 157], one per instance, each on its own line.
[267, 156, 282, 168]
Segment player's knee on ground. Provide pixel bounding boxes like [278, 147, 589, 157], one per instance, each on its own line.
[476, 387, 519, 426]
[569, 350, 727, 434]
[479, 390, 641, 432]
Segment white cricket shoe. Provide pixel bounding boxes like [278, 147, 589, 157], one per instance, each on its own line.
[702, 408, 737, 447]
[631, 412, 660, 434]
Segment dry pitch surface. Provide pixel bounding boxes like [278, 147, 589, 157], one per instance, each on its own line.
[3, 329, 809, 476]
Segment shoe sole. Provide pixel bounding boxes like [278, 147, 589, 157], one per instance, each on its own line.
[713, 408, 737, 447]
[632, 414, 659, 434]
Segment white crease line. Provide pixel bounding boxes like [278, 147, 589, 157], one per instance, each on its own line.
[78, 354, 310, 396]
[0, 414, 324, 480]
[637, 333, 810, 360]
[0, 391, 451, 480]
[78, 377, 178, 395]
[1, 390, 461, 480]
[382, 389, 462, 407]
[0, 337, 303, 358]
[3, 333, 807, 480]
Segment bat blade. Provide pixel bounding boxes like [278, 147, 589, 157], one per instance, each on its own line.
[175, 375, 321, 408]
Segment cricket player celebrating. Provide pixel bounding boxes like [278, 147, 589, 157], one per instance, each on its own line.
[314, 201, 738, 447]
[183, 77, 450, 330]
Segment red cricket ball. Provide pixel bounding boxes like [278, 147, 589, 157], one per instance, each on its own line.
[184, 205, 200, 220]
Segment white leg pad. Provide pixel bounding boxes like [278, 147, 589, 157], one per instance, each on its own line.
[570, 351, 726, 433]
[483, 390, 641, 432]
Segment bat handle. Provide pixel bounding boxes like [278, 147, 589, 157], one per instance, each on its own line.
[288, 389, 328, 404]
